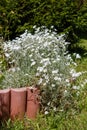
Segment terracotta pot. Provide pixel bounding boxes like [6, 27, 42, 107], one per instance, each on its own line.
[10, 88, 26, 120]
[26, 87, 40, 119]
[0, 89, 10, 121]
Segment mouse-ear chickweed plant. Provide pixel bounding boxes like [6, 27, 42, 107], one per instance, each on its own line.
[1, 27, 84, 113]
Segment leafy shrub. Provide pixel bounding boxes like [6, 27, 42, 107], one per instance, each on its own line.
[0, 0, 87, 43]
[0, 40, 7, 88]
[1, 27, 84, 113]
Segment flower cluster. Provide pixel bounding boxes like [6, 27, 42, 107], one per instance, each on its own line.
[2, 28, 71, 87]
[1, 27, 86, 113]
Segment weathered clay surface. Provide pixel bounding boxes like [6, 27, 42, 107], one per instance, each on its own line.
[10, 88, 27, 120]
[0, 87, 40, 121]
[26, 87, 40, 119]
[0, 89, 10, 121]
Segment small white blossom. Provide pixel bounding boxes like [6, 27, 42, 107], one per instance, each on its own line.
[52, 70, 58, 74]
[47, 102, 50, 106]
[76, 54, 81, 59]
[64, 90, 68, 97]
[38, 78, 43, 85]
[31, 48, 34, 52]
[43, 69, 47, 73]
[40, 58, 50, 63]
[5, 53, 10, 58]
[36, 72, 40, 76]
[31, 61, 36, 66]
[72, 72, 82, 78]
[29, 54, 33, 58]
[54, 77, 61, 81]
[25, 73, 29, 76]
[44, 75, 49, 80]
[8, 67, 16, 72]
[37, 67, 44, 72]
[44, 111, 49, 115]
[53, 107, 56, 111]
[73, 85, 80, 90]
[56, 57, 60, 61]
[52, 84, 55, 87]
[43, 82, 46, 86]
[12, 45, 21, 50]
[65, 79, 69, 83]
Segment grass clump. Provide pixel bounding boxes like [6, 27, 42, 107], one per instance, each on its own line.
[1, 110, 87, 130]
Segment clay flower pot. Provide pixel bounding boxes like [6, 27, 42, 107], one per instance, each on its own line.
[0, 89, 10, 121]
[26, 87, 40, 119]
[10, 88, 27, 120]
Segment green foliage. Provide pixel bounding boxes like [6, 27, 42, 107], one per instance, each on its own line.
[1, 110, 87, 130]
[0, 44, 7, 71]
[0, 119, 25, 130]
[0, 0, 87, 43]
[69, 38, 87, 56]
[0, 42, 6, 88]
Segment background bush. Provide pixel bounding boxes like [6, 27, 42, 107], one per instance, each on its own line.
[0, 0, 87, 43]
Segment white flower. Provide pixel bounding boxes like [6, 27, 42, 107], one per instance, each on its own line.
[64, 90, 68, 97]
[72, 72, 82, 78]
[52, 84, 55, 87]
[53, 107, 56, 111]
[44, 111, 49, 115]
[43, 42, 49, 47]
[43, 83, 46, 86]
[40, 58, 51, 66]
[54, 77, 61, 81]
[46, 79, 49, 83]
[37, 67, 44, 72]
[85, 79, 87, 83]
[43, 69, 47, 73]
[54, 77, 59, 81]
[0, 61, 2, 64]
[44, 61, 51, 67]
[5, 53, 10, 58]
[52, 70, 58, 74]
[47, 102, 50, 106]
[8, 67, 16, 72]
[56, 58, 60, 61]
[76, 54, 81, 59]
[66, 54, 73, 61]
[31, 61, 36, 66]
[31, 48, 34, 52]
[65, 79, 69, 83]
[29, 54, 33, 58]
[73, 53, 81, 59]
[81, 79, 87, 87]
[73, 62, 77, 66]
[73, 85, 80, 90]
[44, 75, 49, 80]
[70, 69, 76, 74]
[25, 73, 29, 76]
[12, 45, 21, 50]
[64, 42, 70, 45]
[36, 72, 40, 76]
[41, 53, 45, 56]
[38, 78, 43, 85]
[40, 58, 49, 63]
